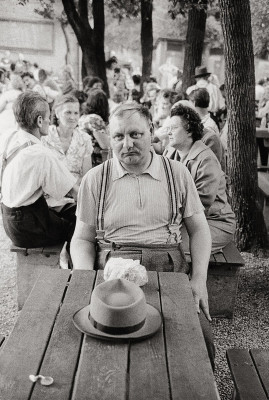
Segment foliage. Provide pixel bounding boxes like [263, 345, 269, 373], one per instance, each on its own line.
[250, 0, 269, 59]
[105, 0, 140, 21]
[168, 0, 214, 18]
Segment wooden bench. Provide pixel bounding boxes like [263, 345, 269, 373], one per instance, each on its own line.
[186, 241, 245, 318]
[258, 171, 269, 232]
[227, 348, 269, 400]
[10, 243, 63, 310]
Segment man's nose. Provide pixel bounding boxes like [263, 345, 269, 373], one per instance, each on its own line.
[123, 135, 133, 148]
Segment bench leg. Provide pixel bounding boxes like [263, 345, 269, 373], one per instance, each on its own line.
[16, 252, 60, 310]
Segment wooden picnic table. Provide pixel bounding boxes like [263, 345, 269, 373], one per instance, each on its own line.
[0, 270, 219, 400]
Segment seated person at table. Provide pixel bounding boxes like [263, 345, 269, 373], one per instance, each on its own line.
[0, 91, 79, 248]
[71, 102, 215, 369]
[163, 103, 236, 254]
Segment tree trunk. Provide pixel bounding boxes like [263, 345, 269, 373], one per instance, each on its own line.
[62, 0, 108, 92]
[140, 0, 153, 91]
[92, 0, 109, 95]
[182, 1, 207, 94]
[219, 0, 268, 252]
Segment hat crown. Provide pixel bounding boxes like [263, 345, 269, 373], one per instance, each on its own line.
[90, 279, 146, 329]
[195, 66, 210, 77]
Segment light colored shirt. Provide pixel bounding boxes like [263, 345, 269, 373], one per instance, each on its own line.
[76, 152, 204, 245]
[0, 129, 77, 208]
[201, 113, 220, 136]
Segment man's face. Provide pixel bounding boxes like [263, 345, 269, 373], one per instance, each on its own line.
[158, 97, 171, 118]
[110, 111, 152, 169]
[39, 104, 51, 136]
[167, 116, 190, 150]
[23, 76, 35, 89]
[148, 89, 157, 104]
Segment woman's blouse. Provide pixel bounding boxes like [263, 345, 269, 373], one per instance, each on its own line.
[41, 125, 93, 180]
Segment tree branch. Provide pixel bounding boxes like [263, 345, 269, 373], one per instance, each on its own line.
[62, 0, 92, 47]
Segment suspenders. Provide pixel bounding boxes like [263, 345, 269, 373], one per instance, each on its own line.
[96, 156, 179, 243]
[0, 132, 35, 201]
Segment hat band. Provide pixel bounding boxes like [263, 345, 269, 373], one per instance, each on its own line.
[89, 314, 146, 335]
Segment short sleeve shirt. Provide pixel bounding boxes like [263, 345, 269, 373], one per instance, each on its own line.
[76, 152, 204, 245]
[1, 130, 77, 208]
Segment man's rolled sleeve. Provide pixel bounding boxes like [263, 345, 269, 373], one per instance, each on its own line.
[180, 165, 205, 219]
[76, 170, 98, 226]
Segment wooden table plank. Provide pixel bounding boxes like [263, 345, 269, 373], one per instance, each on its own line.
[31, 270, 96, 400]
[250, 349, 269, 398]
[227, 349, 267, 400]
[128, 271, 170, 400]
[72, 271, 129, 400]
[0, 270, 70, 400]
[159, 272, 219, 400]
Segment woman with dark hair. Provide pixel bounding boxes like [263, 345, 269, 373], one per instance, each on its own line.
[79, 89, 110, 166]
[163, 103, 235, 254]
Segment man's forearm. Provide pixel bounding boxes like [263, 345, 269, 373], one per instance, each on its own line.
[70, 238, 96, 270]
[189, 228, 211, 280]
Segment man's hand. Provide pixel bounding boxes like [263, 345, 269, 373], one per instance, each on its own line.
[190, 277, 212, 322]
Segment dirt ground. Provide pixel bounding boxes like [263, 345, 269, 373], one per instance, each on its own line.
[0, 214, 268, 400]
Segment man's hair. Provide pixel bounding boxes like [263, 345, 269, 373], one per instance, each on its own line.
[88, 76, 104, 89]
[170, 103, 203, 142]
[38, 69, 47, 81]
[188, 88, 210, 109]
[13, 91, 48, 132]
[158, 89, 178, 105]
[110, 101, 153, 132]
[21, 72, 34, 80]
[132, 74, 141, 85]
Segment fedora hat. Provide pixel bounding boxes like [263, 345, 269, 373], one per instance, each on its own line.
[73, 279, 162, 341]
[194, 66, 211, 78]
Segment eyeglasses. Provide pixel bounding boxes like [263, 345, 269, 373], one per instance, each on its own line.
[163, 125, 178, 135]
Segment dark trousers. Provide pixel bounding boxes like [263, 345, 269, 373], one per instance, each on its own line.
[1, 196, 76, 248]
[96, 243, 215, 371]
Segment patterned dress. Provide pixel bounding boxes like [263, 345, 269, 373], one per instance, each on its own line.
[41, 125, 93, 208]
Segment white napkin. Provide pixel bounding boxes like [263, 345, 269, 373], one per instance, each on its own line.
[104, 257, 148, 286]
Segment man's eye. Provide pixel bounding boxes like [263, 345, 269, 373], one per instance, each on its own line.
[113, 135, 124, 141]
[131, 132, 142, 139]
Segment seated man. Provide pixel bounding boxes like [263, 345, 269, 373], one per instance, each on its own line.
[163, 103, 236, 254]
[0, 91, 79, 248]
[71, 102, 215, 369]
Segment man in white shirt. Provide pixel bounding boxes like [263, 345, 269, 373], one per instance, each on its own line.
[186, 66, 225, 114]
[0, 91, 79, 248]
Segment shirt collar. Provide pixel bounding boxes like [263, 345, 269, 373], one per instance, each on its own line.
[112, 150, 162, 181]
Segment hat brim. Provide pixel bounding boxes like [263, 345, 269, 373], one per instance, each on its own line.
[73, 304, 162, 342]
[194, 72, 211, 78]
